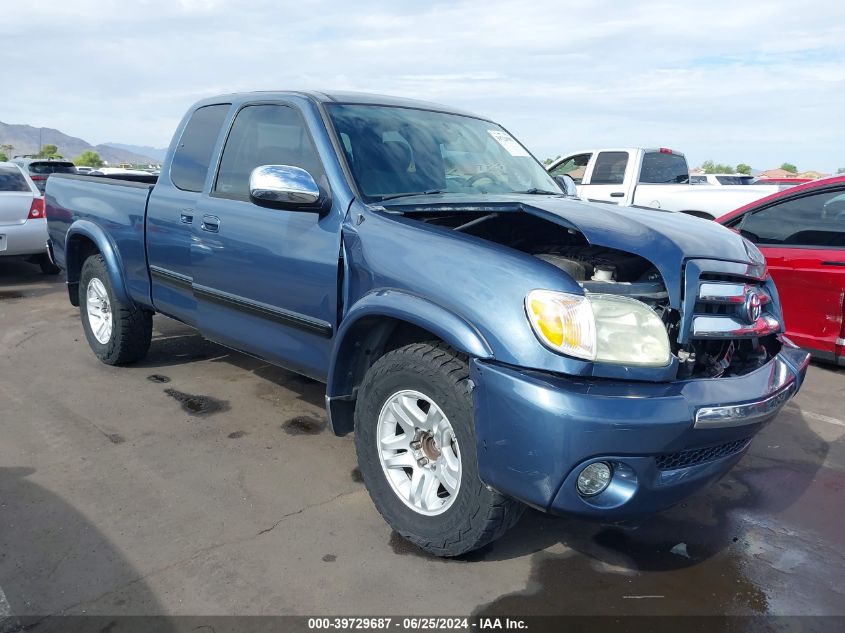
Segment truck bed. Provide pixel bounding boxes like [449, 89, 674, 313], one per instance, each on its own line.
[46, 174, 155, 306]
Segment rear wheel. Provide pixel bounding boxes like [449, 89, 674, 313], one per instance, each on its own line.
[79, 254, 152, 365]
[354, 342, 523, 557]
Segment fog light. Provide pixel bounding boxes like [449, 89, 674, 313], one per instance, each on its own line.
[577, 462, 612, 497]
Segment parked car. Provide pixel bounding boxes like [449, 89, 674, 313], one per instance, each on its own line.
[74, 166, 96, 174]
[690, 174, 755, 186]
[13, 156, 77, 193]
[547, 148, 780, 219]
[0, 162, 60, 273]
[46, 91, 809, 556]
[720, 175, 845, 365]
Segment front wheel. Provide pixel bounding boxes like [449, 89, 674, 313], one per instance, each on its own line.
[354, 342, 523, 557]
[79, 254, 152, 365]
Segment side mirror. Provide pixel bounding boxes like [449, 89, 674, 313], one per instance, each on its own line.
[249, 165, 327, 213]
[554, 174, 578, 197]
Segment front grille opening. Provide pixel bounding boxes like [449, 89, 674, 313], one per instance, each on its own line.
[655, 437, 752, 470]
[676, 268, 782, 379]
[682, 335, 780, 379]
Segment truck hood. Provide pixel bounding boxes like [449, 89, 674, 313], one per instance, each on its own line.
[381, 193, 765, 308]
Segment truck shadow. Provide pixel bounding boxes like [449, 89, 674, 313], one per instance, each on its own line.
[138, 316, 325, 410]
[0, 467, 176, 628]
[471, 407, 834, 615]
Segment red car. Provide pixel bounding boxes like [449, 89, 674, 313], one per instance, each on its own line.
[720, 175, 845, 365]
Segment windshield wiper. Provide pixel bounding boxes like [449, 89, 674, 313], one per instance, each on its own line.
[513, 188, 564, 196]
[377, 190, 445, 202]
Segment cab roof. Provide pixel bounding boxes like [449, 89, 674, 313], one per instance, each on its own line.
[193, 90, 486, 120]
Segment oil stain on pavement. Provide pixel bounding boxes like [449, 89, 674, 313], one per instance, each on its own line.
[282, 415, 326, 435]
[164, 388, 230, 416]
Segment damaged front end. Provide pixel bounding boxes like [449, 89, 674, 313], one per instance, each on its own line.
[398, 204, 782, 380]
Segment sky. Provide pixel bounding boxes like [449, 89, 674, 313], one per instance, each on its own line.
[2, 0, 843, 172]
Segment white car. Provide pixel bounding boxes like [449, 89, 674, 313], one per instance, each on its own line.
[690, 173, 755, 186]
[548, 148, 780, 219]
[0, 162, 60, 274]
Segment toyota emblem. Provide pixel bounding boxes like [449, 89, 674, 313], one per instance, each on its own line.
[744, 290, 762, 323]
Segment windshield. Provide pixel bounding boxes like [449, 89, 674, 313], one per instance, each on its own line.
[326, 104, 559, 200]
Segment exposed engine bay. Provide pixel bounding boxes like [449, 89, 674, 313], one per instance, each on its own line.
[404, 208, 778, 378]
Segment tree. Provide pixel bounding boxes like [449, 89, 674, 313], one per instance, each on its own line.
[0, 152, 7, 162]
[780, 162, 797, 174]
[701, 160, 735, 174]
[38, 144, 59, 158]
[735, 163, 752, 175]
[0, 143, 13, 160]
[836, 167, 845, 174]
[74, 150, 103, 168]
[543, 155, 561, 166]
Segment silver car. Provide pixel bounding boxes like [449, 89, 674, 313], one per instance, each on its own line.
[0, 162, 60, 274]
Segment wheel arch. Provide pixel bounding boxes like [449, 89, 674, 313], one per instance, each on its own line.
[325, 290, 494, 436]
[65, 220, 132, 307]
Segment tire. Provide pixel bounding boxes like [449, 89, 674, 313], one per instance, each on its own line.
[354, 341, 524, 557]
[38, 254, 61, 275]
[79, 254, 152, 365]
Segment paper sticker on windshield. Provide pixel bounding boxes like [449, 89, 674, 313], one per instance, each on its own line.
[487, 130, 530, 157]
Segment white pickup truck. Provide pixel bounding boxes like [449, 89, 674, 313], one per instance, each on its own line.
[547, 148, 780, 219]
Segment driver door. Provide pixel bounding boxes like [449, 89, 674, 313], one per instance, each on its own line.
[192, 102, 342, 380]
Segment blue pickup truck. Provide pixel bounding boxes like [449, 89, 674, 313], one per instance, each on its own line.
[45, 91, 810, 556]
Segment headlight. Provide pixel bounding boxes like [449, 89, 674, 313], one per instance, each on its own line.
[525, 290, 671, 366]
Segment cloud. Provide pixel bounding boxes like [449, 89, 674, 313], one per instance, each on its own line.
[2, 0, 843, 171]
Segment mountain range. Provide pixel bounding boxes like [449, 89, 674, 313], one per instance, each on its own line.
[0, 121, 165, 165]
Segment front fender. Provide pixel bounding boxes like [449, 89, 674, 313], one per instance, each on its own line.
[328, 289, 493, 396]
[325, 289, 494, 434]
[66, 220, 133, 306]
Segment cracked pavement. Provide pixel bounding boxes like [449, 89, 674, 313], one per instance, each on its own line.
[1, 259, 843, 617]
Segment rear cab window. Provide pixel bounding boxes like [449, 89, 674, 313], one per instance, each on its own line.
[639, 151, 689, 184]
[170, 104, 231, 192]
[0, 165, 31, 192]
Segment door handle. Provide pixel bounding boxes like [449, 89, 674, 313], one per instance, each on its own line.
[180, 210, 194, 224]
[201, 215, 220, 233]
[610, 192, 624, 198]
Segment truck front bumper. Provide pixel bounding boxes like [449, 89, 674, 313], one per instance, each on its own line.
[471, 345, 810, 519]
